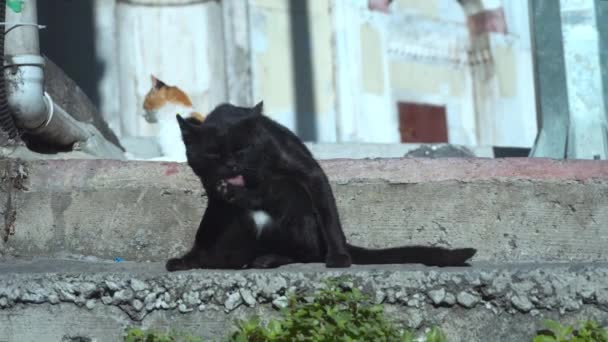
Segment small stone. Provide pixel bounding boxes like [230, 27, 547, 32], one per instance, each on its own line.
[427, 289, 446, 305]
[144, 292, 157, 305]
[132, 299, 144, 311]
[396, 291, 407, 302]
[405, 309, 423, 329]
[303, 296, 315, 303]
[49, 294, 60, 305]
[561, 297, 581, 312]
[101, 295, 113, 305]
[154, 297, 169, 310]
[596, 288, 608, 306]
[22, 292, 45, 304]
[0, 297, 7, 307]
[105, 281, 121, 291]
[240, 288, 256, 307]
[183, 291, 201, 306]
[259, 277, 287, 298]
[130, 279, 148, 292]
[85, 299, 96, 310]
[113, 289, 134, 304]
[374, 290, 385, 304]
[457, 291, 479, 308]
[407, 299, 419, 308]
[200, 289, 214, 301]
[78, 283, 98, 297]
[59, 289, 76, 302]
[178, 303, 193, 313]
[272, 296, 289, 310]
[224, 292, 243, 312]
[443, 293, 456, 306]
[144, 293, 157, 311]
[74, 295, 86, 306]
[198, 303, 206, 311]
[385, 289, 396, 303]
[511, 294, 533, 312]
[7, 288, 20, 301]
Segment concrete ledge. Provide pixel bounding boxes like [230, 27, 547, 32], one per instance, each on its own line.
[1, 158, 608, 263]
[303, 142, 495, 159]
[0, 259, 607, 341]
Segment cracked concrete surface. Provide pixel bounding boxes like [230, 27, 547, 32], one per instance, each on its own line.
[1, 259, 608, 341]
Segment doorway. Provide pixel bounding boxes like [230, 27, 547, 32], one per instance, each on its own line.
[398, 102, 448, 143]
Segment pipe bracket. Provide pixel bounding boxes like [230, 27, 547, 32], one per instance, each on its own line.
[0, 22, 46, 34]
[2, 54, 45, 69]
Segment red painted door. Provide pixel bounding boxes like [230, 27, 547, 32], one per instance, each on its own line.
[398, 102, 448, 143]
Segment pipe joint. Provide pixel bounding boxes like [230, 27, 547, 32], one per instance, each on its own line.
[3, 54, 49, 130]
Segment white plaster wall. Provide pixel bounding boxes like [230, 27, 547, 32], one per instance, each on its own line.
[483, 1, 538, 148]
[93, 0, 120, 137]
[249, 0, 338, 142]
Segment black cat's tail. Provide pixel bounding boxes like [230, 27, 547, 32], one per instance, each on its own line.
[346, 244, 476, 267]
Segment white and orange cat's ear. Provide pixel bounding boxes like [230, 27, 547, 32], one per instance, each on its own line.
[150, 74, 167, 89]
[253, 101, 264, 115]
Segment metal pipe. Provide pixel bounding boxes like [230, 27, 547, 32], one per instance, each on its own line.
[3, 0, 124, 159]
[0, 0, 18, 138]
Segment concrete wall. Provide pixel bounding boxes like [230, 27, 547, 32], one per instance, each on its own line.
[1, 261, 607, 342]
[2, 158, 607, 263]
[1, 157, 607, 341]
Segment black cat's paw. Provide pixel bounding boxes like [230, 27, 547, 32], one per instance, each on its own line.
[166, 258, 194, 272]
[325, 253, 352, 268]
[215, 180, 236, 202]
[251, 255, 280, 269]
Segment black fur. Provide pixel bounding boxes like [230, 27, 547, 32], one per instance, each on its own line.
[166, 102, 476, 271]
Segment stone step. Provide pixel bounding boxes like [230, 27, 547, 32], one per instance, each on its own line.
[0, 258, 607, 341]
[1, 157, 607, 263]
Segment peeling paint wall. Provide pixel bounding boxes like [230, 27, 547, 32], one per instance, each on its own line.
[332, 0, 537, 146]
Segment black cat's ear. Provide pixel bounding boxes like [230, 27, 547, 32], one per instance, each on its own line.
[252, 101, 264, 115]
[176, 114, 192, 131]
[176, 114, 197, 144]
[151, 74, 167, 89]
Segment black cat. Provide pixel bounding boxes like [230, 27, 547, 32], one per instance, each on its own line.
[165, 102, 476, 271]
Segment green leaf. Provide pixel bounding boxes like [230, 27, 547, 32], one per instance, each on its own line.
[544, 320, 564, 334]
[533, 336, 557, 342]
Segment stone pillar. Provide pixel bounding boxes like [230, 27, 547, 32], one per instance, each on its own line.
[530, 0, 608, 159]
[221, 0, 254, 106]
[458, 0, 508, 146]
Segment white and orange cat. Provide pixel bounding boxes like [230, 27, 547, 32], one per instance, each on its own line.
[142, 75, 205, 161]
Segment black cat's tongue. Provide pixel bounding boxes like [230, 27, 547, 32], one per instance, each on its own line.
[226, 175, 245, 186]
